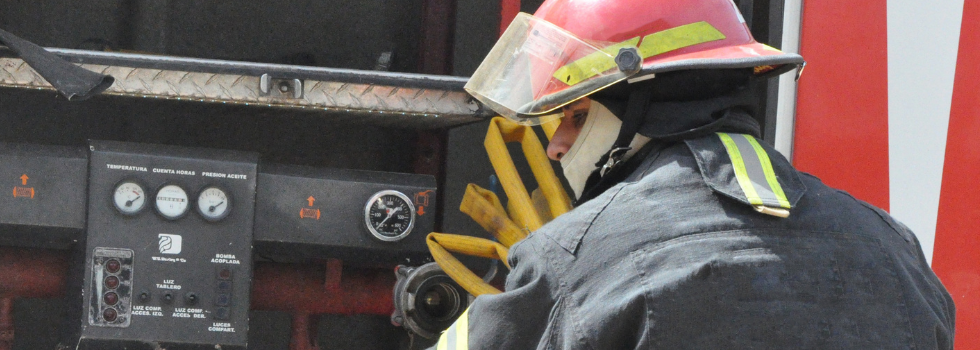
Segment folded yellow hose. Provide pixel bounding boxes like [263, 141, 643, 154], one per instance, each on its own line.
[530, 188, 554, 223]
[427, 233, 507, 296]
[485, 117, 572, 230]
[428, 117, 573, 297]
[540, 118, 560, 141]
[458, 184, 526, 247]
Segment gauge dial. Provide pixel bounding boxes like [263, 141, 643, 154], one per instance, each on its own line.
[197, 186, 231, 222]
[365, 190, 416, 242]
[113, 181, 147, 215]
[155, 184, 189, 220]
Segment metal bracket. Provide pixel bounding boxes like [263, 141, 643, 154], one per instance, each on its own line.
[260, 74, 303, 99]
[0, 52, 490, 129]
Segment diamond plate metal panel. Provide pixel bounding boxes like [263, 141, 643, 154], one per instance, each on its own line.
[0, 58, 488, 129]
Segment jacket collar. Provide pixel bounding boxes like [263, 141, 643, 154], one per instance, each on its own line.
[684, 131, 807, 212]
[577, 88, 763, 205]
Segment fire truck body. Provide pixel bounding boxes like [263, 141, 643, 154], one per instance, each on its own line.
[0, 0, 976, 349]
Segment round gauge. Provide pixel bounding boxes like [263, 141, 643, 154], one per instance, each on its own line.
[113, 180, 147, 215]
[154, 184, 189, 220]
[197, 186, 231, 222]
[365, 190, 416, 242]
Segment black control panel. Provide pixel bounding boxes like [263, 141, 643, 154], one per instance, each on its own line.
[0, 141, 439, 348]
[76, 141, 258, 350]
[254, 164, 437, 266]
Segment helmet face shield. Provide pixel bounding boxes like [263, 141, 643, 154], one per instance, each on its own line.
[465, 13, 635, 125]
[466, 5, 806, 125]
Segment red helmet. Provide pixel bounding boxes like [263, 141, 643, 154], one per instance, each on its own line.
[465, 0, 804, 125]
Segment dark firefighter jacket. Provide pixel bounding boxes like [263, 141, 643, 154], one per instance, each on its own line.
[432, 102, 955, 350]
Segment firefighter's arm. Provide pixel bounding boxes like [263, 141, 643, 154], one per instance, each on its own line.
[430, 239, 561, 350]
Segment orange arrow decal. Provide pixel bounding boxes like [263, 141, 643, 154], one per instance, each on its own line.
[417, 206, 425, 216]
[20, 174, 28, 185]
[307, 196, 315, 206]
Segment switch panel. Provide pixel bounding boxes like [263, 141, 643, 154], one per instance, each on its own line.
[88, 248, 134, 327]
[75, 141, 258, 350]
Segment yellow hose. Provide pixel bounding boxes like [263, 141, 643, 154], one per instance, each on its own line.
[458, 184, 526, 247]
[485, 117, 572, 228]
[427, 233, 506, 296]
[540, 119, 560, 141]
[427, 117, 573, 297]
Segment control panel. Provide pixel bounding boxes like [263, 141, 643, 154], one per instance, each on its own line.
[254, 164, 437, 266]
[76, 141, 258, 350]
[0, 141, 438, 348]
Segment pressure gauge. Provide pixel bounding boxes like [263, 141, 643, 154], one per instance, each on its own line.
[155, 184, 189, 220]
[197, 186, 231, 222]
[365, 190, 416, 242]
[112, 180, 147, 215]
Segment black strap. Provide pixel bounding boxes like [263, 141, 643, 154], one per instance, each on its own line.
[592, 85, 654, 174]
[0, 28, 114, 100]
[576, 139, 666, 206]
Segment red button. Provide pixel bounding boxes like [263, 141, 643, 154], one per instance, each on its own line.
[104, 292, 119, 305]
[105, 259, 121, 273]
[104, 276, 120, 289]
[218, 268, 232, 280]
[103, 308, 117, 322]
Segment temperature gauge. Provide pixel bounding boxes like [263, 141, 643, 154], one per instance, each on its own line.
[112, 180, 147, 215]
[197, 186, 231, 222]
[155, 184, 189, 220]
[365, 190, 416, 242]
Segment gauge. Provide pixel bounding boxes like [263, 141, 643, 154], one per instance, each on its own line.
[365, 190, 416, 242]
[197, 186, 231, 222]
[113, 180, 147, 215]
[155, 184, 189, 220]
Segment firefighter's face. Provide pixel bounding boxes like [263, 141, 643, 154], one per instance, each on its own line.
[547, 98, 592, 161]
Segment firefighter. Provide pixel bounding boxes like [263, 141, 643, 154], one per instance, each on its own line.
[433, 0, 956, 348]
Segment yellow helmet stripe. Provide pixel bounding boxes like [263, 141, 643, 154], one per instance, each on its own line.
[638, 21, 727, 59]
[552, 21, 726, 87]
[552, 37, 641, 86]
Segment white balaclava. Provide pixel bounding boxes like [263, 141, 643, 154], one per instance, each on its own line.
[559, 102, 651, 199]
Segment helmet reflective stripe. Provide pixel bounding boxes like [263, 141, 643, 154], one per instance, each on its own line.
[555, 22, 727, 87]
[638, 22, 727, 60]
[717, 133, 792, 211]
[553, 37, 640, 86]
